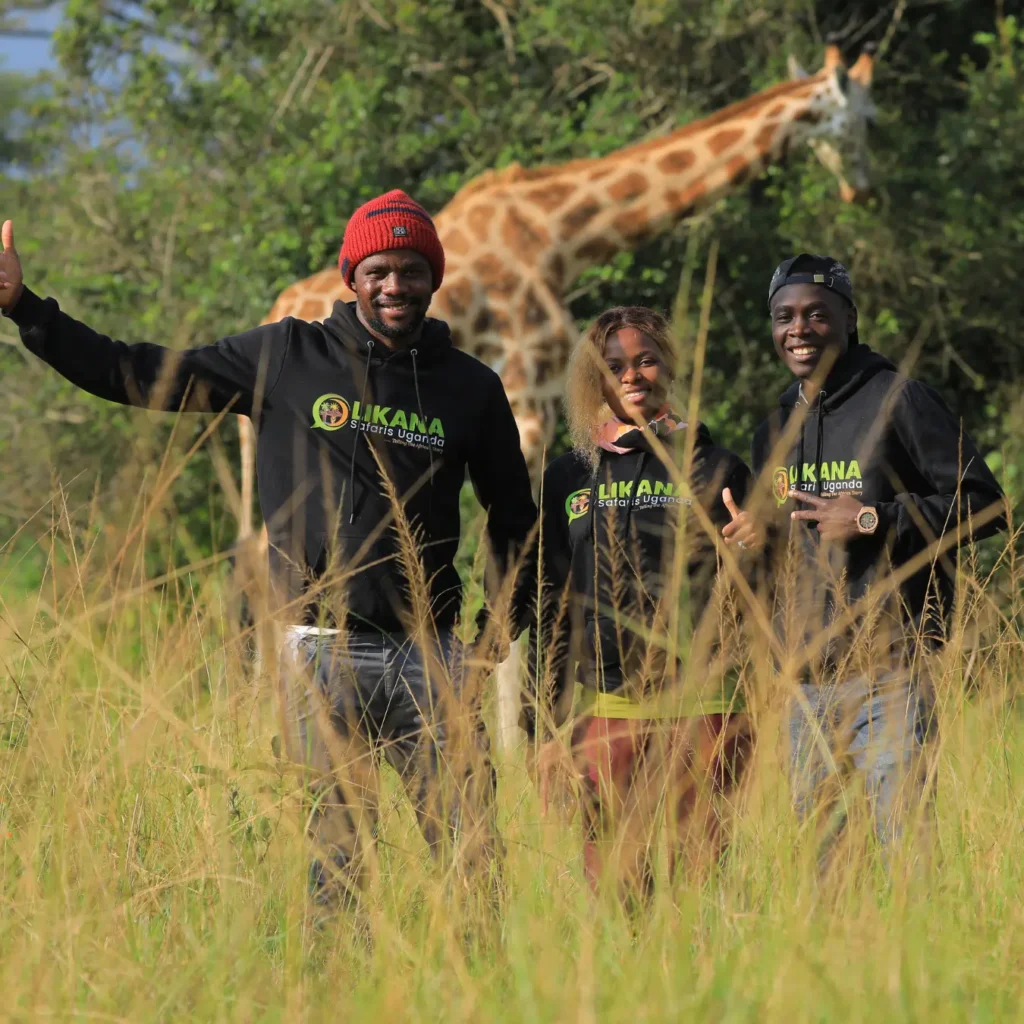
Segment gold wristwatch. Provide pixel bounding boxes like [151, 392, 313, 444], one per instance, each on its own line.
[856, 506, 879, 535]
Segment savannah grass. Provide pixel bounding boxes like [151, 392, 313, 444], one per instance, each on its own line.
[2, 370, 1023, 1022]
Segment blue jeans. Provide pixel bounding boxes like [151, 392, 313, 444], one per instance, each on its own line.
[787, 668, 934, 856]
[279, 627, 497, 901]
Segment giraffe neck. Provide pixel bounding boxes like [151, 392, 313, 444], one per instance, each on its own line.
[523, 74, 835, 285]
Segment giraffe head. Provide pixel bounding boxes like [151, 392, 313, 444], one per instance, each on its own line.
[788, 42, 877, 203]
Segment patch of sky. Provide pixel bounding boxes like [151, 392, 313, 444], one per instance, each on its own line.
[1, 3, 207, 182]
[0, 3, 61, 74]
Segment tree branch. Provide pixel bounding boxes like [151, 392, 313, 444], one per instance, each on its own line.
[271, 44, 320, 126]
[481, 0, 516, 66]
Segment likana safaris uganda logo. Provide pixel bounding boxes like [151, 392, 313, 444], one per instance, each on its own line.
[310, 392, 446, 450]
[773, 467, 790, 506]
[566, 488, 591, 523]
[773, 460, 865, 501]
[311, 394, 351, 430]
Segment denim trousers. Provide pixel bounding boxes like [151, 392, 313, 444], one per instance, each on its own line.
[787, 667, 935, 859]
[278, 626, 497, 900]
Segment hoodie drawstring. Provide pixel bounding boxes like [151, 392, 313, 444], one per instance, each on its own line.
[623, 452, 649, 543]
[814, 389, 827, 499]
[796, 436, 806, 508]
[586, 450, 649, 547]
[409, 348, 435, 482]
[794, 388, 827, 504]
[348, 339, 374, 525]
[585, 461, 601, 542]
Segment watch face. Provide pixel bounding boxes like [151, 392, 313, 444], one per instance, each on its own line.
[859, 510, 878, 532]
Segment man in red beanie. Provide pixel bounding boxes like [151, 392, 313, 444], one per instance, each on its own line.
[0, 194, 537, 910]
[340, 189, 447, 344]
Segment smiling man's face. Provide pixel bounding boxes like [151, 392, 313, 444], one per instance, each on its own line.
[352, 249, 433, 344]
[770, 283, 857, 380]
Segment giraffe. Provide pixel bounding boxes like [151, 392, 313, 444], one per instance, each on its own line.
[234, 43, 876, 744]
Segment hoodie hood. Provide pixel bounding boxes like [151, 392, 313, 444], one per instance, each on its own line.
[596, 407, 687, 454]
[779, 345, 896, 413]
[322, 300, 453, 366]
[599, 417, 714, 456]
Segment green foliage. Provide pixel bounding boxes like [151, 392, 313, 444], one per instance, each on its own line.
[0, 69, 31, 168]
[1, 0, 1022, 550]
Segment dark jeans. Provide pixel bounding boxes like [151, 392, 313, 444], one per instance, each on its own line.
[279, 627, 497, 901]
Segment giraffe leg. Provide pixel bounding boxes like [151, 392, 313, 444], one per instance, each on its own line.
[235, 415, 267, 670]
[238, 415, 255, 543]
[496, 634, 523, 755]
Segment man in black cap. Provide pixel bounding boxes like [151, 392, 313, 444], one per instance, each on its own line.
[723, 253, 1005, 858]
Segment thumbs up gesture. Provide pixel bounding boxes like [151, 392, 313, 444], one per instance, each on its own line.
[0, 220, 25, 313]
[721, 487, 763, 552]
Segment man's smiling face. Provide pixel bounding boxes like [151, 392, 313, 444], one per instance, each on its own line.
[353, 249, 433, 343]
[770, 282, 857, 380]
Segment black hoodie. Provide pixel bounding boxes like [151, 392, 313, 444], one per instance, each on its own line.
[752, 344, 1005, 653]
[8, 288, 537, 634]
[527, 420, 750, 729]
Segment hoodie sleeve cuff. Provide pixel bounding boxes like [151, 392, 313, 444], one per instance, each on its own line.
[2, 287, 46, 327]
[474, 606, 490, 638]
[873, 501, 899, 538]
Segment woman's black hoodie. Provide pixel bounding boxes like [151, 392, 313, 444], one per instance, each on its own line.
[7, 288, 537, 634]
[752, 343, 1005, 654]
[526, 420, 749, 731]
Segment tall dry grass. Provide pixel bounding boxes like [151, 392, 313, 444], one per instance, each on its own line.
[2, 473, 1022, 1021]
[2, 286, 1023, 1019]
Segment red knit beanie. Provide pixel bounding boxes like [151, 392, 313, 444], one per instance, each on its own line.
[338, 190, 445, 291]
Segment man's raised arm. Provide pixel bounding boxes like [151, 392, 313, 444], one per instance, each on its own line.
[0, 220, 285, 417]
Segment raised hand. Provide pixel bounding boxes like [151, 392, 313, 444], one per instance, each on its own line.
[789, 489, 863, 541]
[721, 486, 763, 551]
[0, 220, 24, 313]
[534, 737, 579, 817]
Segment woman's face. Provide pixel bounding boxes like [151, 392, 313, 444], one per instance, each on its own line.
[601, 327, 672, 423]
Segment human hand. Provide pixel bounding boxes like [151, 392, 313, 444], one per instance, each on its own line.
[789, 489, 864, 541]
[0, 221, 24, 313]
[721, 487, 763, 552]
[535, 737, 579, 816]
[467, 628, 510, 672]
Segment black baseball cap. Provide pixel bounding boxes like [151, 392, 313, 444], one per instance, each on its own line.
[768, 253, 855, 305]
[768, 253, 859, 344]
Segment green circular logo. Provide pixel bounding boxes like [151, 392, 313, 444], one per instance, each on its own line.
[772, 467, 790, 506]
[311, 394, 351, 430]
[566, 488, 591, 523]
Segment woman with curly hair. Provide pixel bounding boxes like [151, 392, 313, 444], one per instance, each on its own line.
[525, 305, 754, 900]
